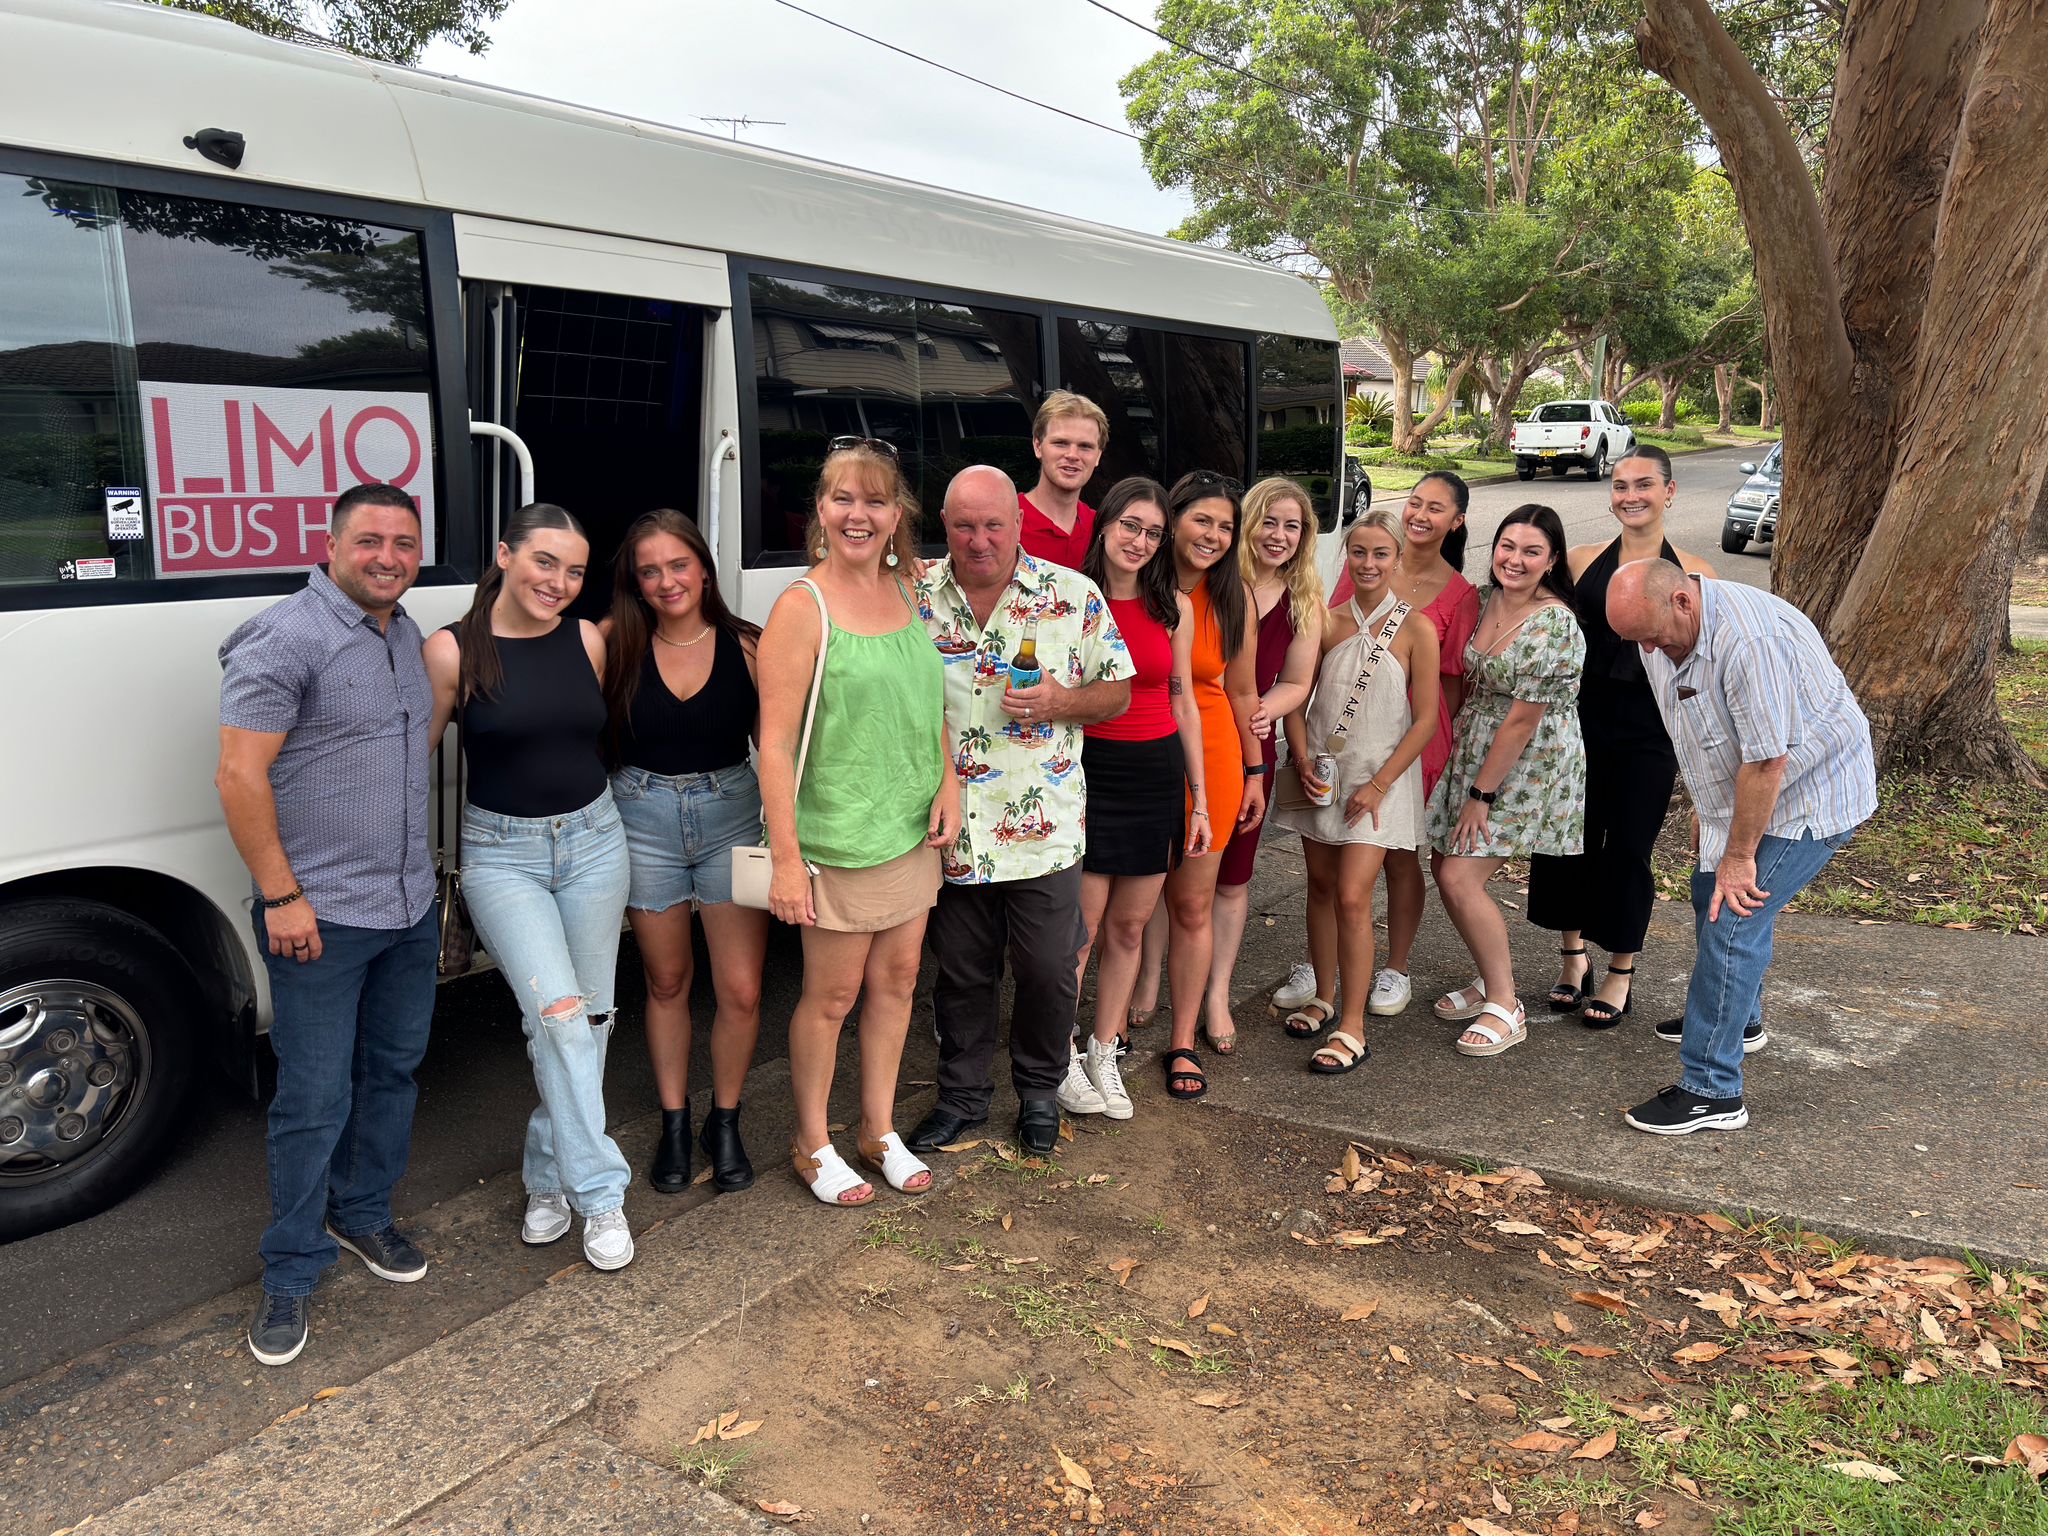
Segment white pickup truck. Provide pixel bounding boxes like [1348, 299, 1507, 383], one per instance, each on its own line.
[1510, 400, 1636, 482]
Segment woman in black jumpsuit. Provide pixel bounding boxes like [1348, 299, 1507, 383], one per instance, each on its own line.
[1527, 447, 1714, 1025]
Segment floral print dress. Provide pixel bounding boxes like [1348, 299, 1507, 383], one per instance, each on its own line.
[1426, 594, 1587, 859]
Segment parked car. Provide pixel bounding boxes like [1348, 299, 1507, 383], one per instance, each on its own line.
[1723, 442, 1782, 554]
[1510, 400, 1635, 482]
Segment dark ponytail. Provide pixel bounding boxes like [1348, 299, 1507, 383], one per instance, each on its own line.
[1416, 471, 1471, 572]
[454, 503, 585, 705]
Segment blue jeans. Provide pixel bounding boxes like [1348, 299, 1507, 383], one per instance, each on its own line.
[1679, 828, 1854, 1099]
[462, 789, 633, 1216]
[257, 905, 438, 1298]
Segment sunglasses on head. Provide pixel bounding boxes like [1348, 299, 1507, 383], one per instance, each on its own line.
[827, 435, 900, 460]
[1182, 470, 1243, 495]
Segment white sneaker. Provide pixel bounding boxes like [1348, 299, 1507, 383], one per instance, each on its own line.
[1082, 1037, 1133, 1121]
[582, 1209, 635, 1271]
[1056, 1046, 1108, 1115]
[1272, 961, 1318, 1011]
[1367, 968, 1412, 1016]
[520, 1192, 572, 1246]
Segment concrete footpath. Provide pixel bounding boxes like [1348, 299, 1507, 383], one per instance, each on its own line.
[17, 840, 2044, 1535]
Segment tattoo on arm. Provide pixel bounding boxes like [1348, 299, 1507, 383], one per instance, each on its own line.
[1168, 677, 1183, 695]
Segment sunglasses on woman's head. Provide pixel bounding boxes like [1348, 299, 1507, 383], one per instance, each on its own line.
[827, 435, 900, 459]
[1182, 471, 1243, 495]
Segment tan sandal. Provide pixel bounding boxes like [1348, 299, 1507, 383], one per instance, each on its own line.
[1455, 1001, 1528, 1058]
[1284, 997, 1336, 1038]
[1309, 1029, 1369, 1075]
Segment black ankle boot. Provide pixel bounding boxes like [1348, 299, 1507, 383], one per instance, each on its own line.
[649, 1101, 691, 1194]
[698, 1102, 755, 1193]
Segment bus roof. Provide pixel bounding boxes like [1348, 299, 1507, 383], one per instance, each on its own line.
[0, 0, 1333, 338]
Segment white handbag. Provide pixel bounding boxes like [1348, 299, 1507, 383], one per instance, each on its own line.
[730, 577, 828, 911]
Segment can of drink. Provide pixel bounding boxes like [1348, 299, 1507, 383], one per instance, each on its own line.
[1307, 752, 1337, 807]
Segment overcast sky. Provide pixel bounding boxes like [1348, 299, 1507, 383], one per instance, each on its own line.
[417, 0, 1196, 236]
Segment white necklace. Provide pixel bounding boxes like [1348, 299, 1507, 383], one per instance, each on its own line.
[654, 624, 713, 649]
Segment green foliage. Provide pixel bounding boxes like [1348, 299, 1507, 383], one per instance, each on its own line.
[1257, 424, 1339, 474]
[158, 0, 506, 62]
[1355, 448, 1465, 473]
[1623, 399, 1665, 427]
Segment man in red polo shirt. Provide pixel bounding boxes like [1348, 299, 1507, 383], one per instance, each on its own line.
[1018, 390, 1108, 569]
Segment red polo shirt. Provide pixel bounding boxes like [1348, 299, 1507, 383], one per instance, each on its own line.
[1018, 493, 1096, 571]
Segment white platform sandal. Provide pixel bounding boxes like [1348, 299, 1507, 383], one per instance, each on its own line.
[857, 1130, 932, 1194]
[1433, 978, 1490, 1021]
[792, 1139, 875, 1206]
[1454, 1001, 1528, 1057]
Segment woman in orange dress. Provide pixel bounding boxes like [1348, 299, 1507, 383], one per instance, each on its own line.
[1154, 471, 1263, 1100]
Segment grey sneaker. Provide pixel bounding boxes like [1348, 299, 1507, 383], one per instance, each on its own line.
[583, 1209, 635, 1271]
[1272, 962, 1318, 1011]
[248, 1292, 308, 1366]
[1367, 968, 1412, 1016]
[327, 1222, 427, 1283]
[521, 1192, 573, 1246]
[1055, 1047, 1107, 1115]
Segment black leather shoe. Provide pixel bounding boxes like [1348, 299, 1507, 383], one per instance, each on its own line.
[648, 1102, 691, 1194]
[906, 1108, 985, 1154]
[1014, 1098, 1061, 1155]
[697, 1102, 755, 1193]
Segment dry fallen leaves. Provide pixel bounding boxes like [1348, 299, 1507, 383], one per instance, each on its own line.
[1826, 1459, 1903, 1484]
[1387, 1344, 1412, 1365]
[1053, 1445, 1094, 1491]
[1189, 1390, 1244, 1411]
[1491, 1219, 1546, 1237]
[1106, 1256, 1141, 1287]
[1340, 1299, 1380, 1322]
[755, 1498, 814, 1523]
[1572, 1428, 1618, 1461]
[1571, 1289, 1634, 1316]
[2005, 1433, 2048, 1480]
[1508, 1430, 1579, 1454]
[1186, 1292, 1209, 1319]
[1147, 1335, 1198, 1359]
[1672, 1341, 1728, 1365]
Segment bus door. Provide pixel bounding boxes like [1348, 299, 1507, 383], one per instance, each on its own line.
[452, 217, 739, 618]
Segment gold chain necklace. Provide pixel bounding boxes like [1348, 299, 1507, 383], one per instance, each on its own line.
[653, 624, 713, 649]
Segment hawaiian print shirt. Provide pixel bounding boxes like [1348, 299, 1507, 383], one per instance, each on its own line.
[916, 552, 1134, 884]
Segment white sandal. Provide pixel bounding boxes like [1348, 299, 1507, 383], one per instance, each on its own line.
[1433, 978, 1490, 1021]
[792, 1139, 875, 1206]
[857, 1130, 932, 1194]
[1455, 1001, 1528, 1057]
[1284, 997, 1337, 1038]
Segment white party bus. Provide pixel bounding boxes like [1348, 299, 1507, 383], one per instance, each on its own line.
[0, 0, 1346, 1236]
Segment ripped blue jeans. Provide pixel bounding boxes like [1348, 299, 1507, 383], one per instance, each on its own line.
[462, 789, 633, 1216]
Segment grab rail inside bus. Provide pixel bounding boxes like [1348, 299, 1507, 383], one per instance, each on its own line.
[705, 431, 737, 567]
[468, 417, 535, 511]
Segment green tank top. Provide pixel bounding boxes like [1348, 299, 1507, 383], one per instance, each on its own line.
[793, 578, 945, 869]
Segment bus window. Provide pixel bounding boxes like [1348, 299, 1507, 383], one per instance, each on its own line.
[0, 172, 439, 599]
[1056, 319, 1248, 502]
[1255, 334, 1341, 524]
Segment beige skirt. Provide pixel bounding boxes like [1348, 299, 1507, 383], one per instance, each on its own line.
[811, 842, 942, 933]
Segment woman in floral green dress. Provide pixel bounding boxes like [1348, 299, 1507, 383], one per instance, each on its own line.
[1424, 506, 1586, 1058]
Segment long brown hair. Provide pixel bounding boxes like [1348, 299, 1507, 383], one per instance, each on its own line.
[603, 508, 758, 764]
[1168, 471, 1249, 662]
[1083, 476, 1177, 629]
[453, 502, 585, 705]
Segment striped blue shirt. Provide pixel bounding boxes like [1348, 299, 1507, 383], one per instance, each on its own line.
[1642, 579, 1875, 871]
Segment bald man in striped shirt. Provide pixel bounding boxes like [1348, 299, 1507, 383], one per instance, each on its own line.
[1605, 560, 1875, 1135]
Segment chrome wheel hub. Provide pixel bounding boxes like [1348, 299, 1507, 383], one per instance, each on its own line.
[0, 980, 150, 1181]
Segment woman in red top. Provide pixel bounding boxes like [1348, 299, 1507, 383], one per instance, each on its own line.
[1065, 477, 1208, 1122]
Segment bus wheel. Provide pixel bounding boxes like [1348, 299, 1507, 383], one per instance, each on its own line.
[0, 901, 201, 1241]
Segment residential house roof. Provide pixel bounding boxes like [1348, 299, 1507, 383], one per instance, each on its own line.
[1340, 337, 1430, 382]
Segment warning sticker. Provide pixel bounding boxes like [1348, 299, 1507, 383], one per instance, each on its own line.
[105, 488, 146, 541]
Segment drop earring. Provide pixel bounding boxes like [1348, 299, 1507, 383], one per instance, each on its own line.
[886, 550, 900, 568]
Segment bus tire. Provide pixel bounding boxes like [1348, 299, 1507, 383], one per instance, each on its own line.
[0, 900, 202, 1241]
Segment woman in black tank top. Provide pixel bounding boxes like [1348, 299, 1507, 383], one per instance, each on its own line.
[601, 510, 768, 1198]
[1526, 447, 1716, 1027]
[424, 504, 638, 1274]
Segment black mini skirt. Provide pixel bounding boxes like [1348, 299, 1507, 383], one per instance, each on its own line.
[1081, 732, 1186, 877]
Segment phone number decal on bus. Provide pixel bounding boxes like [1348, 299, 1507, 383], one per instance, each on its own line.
[139, 382, 438, 578]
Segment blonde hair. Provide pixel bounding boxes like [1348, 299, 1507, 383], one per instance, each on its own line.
[808, 444, 920, 568]
[1345, 507, 1406, 560]
[1032, 389, 1110, 447]
[1238, 476, 1325, 641]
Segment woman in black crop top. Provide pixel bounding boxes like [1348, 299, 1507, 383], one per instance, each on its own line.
[600, 510, 767, 1198]
[1526, 447, 1716, 1028]
[424, 503, 638, 1275]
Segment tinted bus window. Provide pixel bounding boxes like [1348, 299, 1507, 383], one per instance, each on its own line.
[747, 275, 1041, 559]
[1255, 333, 1340, 523]
[0, 173, 437, 594]
[1056, 319, 1248, 503]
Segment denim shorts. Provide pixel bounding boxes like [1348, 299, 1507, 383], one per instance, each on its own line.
[611, 760, 764, 911]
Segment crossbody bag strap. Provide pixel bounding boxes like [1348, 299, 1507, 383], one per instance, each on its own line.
[791, 577, 831, 794]
[1321, 600, 1411, 756]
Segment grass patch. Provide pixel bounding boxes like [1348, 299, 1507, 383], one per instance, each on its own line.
[672, 1442, 750, 1491]
[1654, 641, 2048, 936]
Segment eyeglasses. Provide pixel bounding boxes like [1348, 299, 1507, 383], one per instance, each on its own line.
[1112, 517, 1165, 546]
[827, 435, 899, 460]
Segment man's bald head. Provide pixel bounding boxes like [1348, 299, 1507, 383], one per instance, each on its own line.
[1607, 557, 1701, 663]
[942, 464, 1022, 589]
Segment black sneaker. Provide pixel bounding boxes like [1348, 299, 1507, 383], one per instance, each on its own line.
[1653, 1017, 1768, 1053]
[327, 1222, 428, 1283]
[248, 1292, 308, 1366]
[1624, 1084, 1749, 1135]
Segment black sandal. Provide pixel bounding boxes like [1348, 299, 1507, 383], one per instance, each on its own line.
[1580, 964, 1635, 1028]
[1163, 1047, 1208, 1100]
[1546, 947, 1590, 1011]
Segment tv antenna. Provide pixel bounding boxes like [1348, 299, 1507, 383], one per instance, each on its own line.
[700, 115, 787, 141]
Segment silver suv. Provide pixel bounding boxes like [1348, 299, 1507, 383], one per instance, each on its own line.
[1723, 442, 1782, 554]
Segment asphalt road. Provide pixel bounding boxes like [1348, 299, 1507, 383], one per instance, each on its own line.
[0, 927, 812, 1389]
[1392, 442, 1776, 592]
